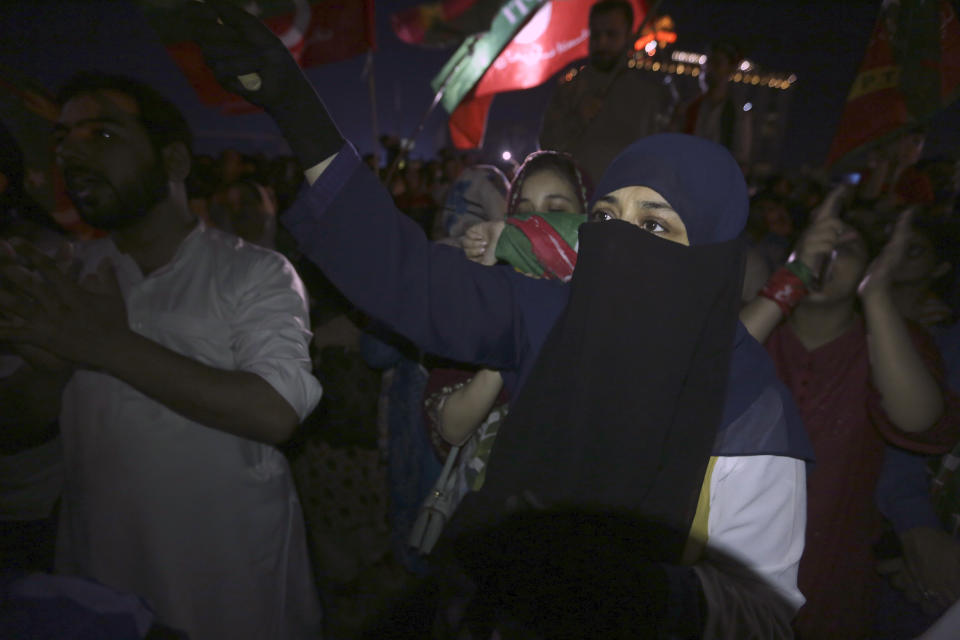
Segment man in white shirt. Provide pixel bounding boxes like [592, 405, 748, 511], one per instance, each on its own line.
[0, 72, 323, 639]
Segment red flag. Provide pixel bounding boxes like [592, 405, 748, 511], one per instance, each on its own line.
[827, 0, 960, 166]
[448, 0, 646, 149]
[391, 0, 497, 47]
[142, 1, 375, 114]
[449, 90, 494, 148]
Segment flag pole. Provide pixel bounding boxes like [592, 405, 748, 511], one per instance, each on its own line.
[384, 37, 478, 185]
[365, 50, 381, 170]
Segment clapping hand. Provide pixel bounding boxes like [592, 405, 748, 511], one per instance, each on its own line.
[0, 239, 128, 369]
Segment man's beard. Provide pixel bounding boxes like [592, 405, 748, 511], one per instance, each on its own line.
[73, 158, 169, 231]
[589, 51, 621, 73]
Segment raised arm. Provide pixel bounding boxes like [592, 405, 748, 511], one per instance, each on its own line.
[860, 211, 947, 433]
[875, 446, 960, 612]
[187, 0, 544, 371]
[284, 149, 536, 370]
[740, 187, 850, 343]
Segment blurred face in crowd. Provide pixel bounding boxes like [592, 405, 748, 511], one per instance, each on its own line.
[54, 89, 169, 230]
[220, 149, 244, 183]
[589, 186, 690, 246]
[892, 229, 951, 285]
[513, 169, 583, 215]
[771, 176, 794, 199]
[704, 50, 734, 91]
[758, 199, 793, 237]
[405, 165, 422, 191]
[588, 9, 630, 72]
[805, 226, 870, 304]
[390, 174, 406, 197]
[211, 182, 275, 247]
[897, 132, 926, 167]
[443, 156, 461, 180]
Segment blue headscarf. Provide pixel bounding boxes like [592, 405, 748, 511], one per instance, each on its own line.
[590, 133, 748, 245]
[592, 133, 811, 458]
[447, 134, 812, 558]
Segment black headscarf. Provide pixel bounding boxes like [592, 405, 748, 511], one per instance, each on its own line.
[447, 134, 770, 562]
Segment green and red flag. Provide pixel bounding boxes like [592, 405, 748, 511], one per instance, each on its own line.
[138, 0, 375, 114]
[496, 211, 585, 281]
[827, 0, 960, 167]
[433, 0, 646, 148]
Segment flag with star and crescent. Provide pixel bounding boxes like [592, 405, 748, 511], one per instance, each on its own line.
[137, 0, 375, 114]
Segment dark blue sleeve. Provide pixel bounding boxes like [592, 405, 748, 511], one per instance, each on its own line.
[875, 445, 942, 533]
[282, 143, 534, 372]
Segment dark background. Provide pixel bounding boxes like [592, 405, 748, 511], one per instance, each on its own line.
[1, 0, 958, 169]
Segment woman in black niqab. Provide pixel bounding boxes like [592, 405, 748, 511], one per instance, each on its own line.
[427, 135, 810, 638]
[448, 134, 794, 552]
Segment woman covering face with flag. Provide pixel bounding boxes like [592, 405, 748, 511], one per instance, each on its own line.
[462, 150, 590, 278]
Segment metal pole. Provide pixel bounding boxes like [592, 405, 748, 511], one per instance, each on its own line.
[384, 38, 478, 185]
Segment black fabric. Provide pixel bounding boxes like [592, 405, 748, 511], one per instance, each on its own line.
[590, 134, 748, 246]
[451, 509, 673, 640]
[267, 91, 344, 171]
[448, 219, 745, 562]
[184, 0, 344, 169]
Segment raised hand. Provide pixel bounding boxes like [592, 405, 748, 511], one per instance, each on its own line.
[182, 0, 342, 170]
[858, 208, 916, 301]
[0, 240, 128, 368]
[462, 221, 505, 266]
[182, 0, 300, 109]
[790, 185, 850, 281]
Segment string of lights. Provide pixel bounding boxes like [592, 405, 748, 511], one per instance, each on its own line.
[561, 52, 798, 92]
[632, 50, 797, 90]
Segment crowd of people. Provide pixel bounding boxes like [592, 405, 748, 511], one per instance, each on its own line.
[3, 0, 960, 638]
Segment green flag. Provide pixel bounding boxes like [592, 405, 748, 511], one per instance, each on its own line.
[430, 0, 547, 113]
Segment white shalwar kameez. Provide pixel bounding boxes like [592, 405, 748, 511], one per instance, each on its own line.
[56, 225, 323, 639]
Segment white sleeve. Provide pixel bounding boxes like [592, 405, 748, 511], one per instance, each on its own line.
[706, 454, 807, 612]
[230, 250, 323, 421]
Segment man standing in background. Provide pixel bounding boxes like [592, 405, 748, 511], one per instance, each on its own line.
[539, 0, 672, 182]
[672, 41, 753, 168]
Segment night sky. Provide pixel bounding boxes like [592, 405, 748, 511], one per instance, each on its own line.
[1, 0, 958, 170]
